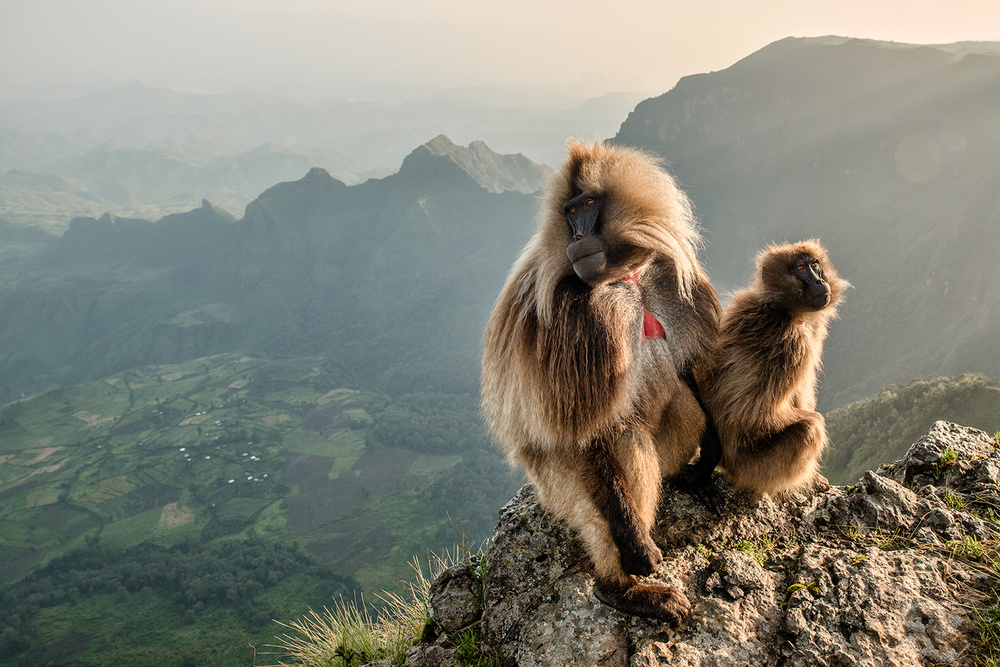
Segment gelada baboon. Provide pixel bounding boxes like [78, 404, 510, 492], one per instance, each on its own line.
[481, 141, 720, 623]
[694, 240, 847, 495]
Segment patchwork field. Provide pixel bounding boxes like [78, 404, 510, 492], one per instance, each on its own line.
[0, 352, 497, 590]
[0, 352, 519, 664]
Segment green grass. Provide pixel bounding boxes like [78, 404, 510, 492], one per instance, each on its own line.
[267, 559, 433, 667]
[0, 351, 519, 665]
[939, 447, 959, 467]
[945, 489, 970, 511]
[0, 352, 493, 593]
[732, 536, 777, 566]
[267, 540, 492, 667]
[98, 507, 166, 549]
[938, 537, 1000, 664]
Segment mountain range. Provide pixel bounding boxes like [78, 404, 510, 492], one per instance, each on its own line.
[3, 36, 997, 412]
[0, 135, 543, 405]
[0, 83, 641, 229]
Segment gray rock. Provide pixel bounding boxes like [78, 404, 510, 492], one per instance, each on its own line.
[480, 485, 589, 649]
[879, 420, 997, 492]
[402, 640, 460, 667]
[394, 423, 997, 666]
[782, 545, 977, 666]
[428, 562, 482, 634]
[709, 549, 770, 599]
[511, 572, 630, 666]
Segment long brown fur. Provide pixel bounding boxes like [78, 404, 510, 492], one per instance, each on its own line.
[481, 141, 720, 623]
[698, 240, 848, 495]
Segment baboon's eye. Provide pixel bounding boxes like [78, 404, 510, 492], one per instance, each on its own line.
[568, 208, 577, 215]
[585, 199, 594, 206]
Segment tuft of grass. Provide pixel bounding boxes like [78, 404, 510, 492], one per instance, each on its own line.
[949, 536, 987, 561]
[454, 628, 497, 667]
[732, 536, 776, 566]
[939, 447, 960, 467]
[944, 535, 1000, 572]
[265, 556, 434, 667]
[267, 599, 387, 667]
[937, 535, 1000, 664]
[839, 524, 862, 541]
[876, 531, 913, 551]
[933, 447, 960, 480]
[973, 605, 1000, 667]
[946, 489, 970, 511]
[265, 538, 492, 667]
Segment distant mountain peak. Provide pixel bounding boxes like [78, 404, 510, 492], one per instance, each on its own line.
[423, 134, 462, 155]
[194, 199, 236, 221]
[400, 135, 551, 194]
[303, 166, 335, 181]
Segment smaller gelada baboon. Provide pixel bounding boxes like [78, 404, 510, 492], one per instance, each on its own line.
[694, 239, 848, 495]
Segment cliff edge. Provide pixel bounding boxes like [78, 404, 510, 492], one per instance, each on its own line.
[402, 421, 1000, 666]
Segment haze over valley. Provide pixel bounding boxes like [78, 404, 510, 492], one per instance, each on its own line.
[2, 31, 1000, 666]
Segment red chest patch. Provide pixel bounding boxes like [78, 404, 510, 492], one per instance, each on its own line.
[621, 269, 665, 340]
[642, 308, 665, 339]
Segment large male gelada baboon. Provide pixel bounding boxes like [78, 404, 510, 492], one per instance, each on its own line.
[481, 141, 720, 623]
[694, 240, 847, 495]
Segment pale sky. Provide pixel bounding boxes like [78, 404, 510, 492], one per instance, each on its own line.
[1, 0, 998, 101]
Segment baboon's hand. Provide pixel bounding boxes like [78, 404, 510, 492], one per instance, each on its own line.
[676, 465, 724, 515]
[619, 534, 662, 576]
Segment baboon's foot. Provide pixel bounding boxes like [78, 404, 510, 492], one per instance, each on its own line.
[675, 465, 724, 515]
[810, 473, 831, 494]
[595, 577, 691, 625]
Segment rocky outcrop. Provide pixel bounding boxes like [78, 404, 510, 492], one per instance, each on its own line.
[395, 422, 999, 666]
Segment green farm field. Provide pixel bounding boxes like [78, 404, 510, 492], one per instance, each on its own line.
[0, 352, 498, 586]
[0, 352, 518, 664]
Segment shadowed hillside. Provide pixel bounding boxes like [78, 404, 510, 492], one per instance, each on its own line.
[0, 136, 541, 405]
[613, 36, 1000, 408]
[825, 373, 1000, 485]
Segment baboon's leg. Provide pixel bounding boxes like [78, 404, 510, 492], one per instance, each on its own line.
[724, 409, 827, 495]
[519, 434, 691, 626]
[582, 429, 691, 626]
[654, 385, 707, 477]
[519, 446, 628, 585]
[583, 429, 662, 577]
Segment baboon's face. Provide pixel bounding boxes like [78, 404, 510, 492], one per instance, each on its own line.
[791, 255, 831, 310]
[564, 192, 607, 283]
[563, 191, 648, 286]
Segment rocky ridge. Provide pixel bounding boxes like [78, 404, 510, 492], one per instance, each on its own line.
[396, 421, 1000, 666]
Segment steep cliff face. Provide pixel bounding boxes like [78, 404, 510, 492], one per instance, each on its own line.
[403, 422, 999, 666]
